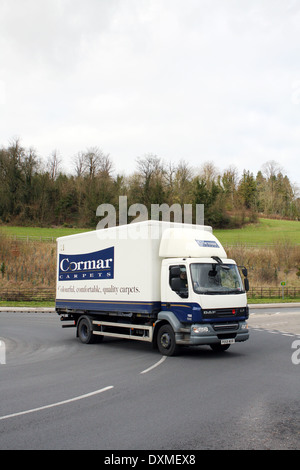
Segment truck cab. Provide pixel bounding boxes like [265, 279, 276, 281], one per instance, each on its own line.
[155, 227, 249, 354]
[157, 257, 249, 354]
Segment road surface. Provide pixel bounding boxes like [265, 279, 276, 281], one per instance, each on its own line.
[0, 306, 299, 450]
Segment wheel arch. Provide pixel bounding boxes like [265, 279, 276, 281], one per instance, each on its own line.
[152, 311, 183, 349]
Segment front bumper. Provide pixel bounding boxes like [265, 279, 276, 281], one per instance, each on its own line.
[175, 321, 249, 346]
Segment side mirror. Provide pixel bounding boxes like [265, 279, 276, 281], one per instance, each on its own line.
[242, 267, 248, 277]
[244, 278, 249, 292]
[170, 266, 181, 278]
[170, 277, 188, 298]
[170, 277, 183, 292]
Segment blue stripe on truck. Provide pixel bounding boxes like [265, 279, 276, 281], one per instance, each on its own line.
[55, 299, 161, 314]
[56, 299, 202, 322]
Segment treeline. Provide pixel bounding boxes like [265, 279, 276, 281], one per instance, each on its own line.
[0, 138, 299, 228]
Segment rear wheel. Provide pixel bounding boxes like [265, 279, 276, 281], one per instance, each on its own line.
[77, 316, 96, 344]
[157, 324, 179, 356]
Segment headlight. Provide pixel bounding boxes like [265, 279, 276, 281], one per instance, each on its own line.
[241, 322, 248, 330]
[192, 326, 209, 333]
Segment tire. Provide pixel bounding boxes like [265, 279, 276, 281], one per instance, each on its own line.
[157, 324, 179, 356]
[210, 343, 231, 352]
[77, 316, 96, 344]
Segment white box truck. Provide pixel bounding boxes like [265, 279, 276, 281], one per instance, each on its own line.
[56, 221, 249, 355]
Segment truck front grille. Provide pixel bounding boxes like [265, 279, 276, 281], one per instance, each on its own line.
[202, 307, 248, 319]
[213, 323, 239, 331]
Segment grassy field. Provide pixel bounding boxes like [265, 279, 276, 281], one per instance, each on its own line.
[0, 225, 90, 240]
[1, 218, 299, 244]
[214, 218, 300, 245]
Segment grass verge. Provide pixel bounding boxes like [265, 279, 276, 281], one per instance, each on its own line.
[0, 301, 55, 308]
[247, 297, 300, 304]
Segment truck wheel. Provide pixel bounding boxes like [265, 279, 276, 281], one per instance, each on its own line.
[157, 324, 179, 356]
[210, 343, 230, 352]
[77, 316, 96, 344]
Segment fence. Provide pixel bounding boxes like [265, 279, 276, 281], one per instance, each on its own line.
[0, 287, 55, 302]
[248, 287, 300, 299]
[6, 235, 56, 243]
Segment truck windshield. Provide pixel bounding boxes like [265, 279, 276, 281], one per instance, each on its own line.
[190, 263, 244, 295]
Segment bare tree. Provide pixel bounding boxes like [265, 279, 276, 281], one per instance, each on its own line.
[136, 154, 163, 180]
[73, 151, 86, 177]
[136, 154, 165, 206]
[85, 147, 101, 178]
[174, 160, 194, 205]
[47, 150, 62, 180]
[261, 160, 283, 180]
[198, 161, 219, 189]
[73, 147, 113, 178]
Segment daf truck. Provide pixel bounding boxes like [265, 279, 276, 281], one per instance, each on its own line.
[56, 221, 249, 355]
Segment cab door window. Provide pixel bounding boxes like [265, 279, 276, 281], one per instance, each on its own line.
[169, 265, 188, 298]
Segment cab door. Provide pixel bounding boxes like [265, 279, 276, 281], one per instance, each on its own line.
[161, 261, 194, 323]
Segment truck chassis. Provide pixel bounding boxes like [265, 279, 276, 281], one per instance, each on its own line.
[58, 310, 248, 356]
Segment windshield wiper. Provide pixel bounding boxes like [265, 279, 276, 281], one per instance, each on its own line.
[200, 289, 243, 295]
[211, 256, 230, 270]
[224, 289, 244, 294]
[200, 290, 222, 295]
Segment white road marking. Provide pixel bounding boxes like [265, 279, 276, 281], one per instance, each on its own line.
[0, 386, 114, 421]
[251, 328, 300, 338]
[140, 355, 167, 374]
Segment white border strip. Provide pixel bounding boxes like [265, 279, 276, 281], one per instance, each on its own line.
[140, 355, 167, 374]
[0, 386, 114, 421]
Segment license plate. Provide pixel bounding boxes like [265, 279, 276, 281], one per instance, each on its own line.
[221, 338, 235, 345]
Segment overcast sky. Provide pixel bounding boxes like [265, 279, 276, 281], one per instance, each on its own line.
[1, 0, 300, 186]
